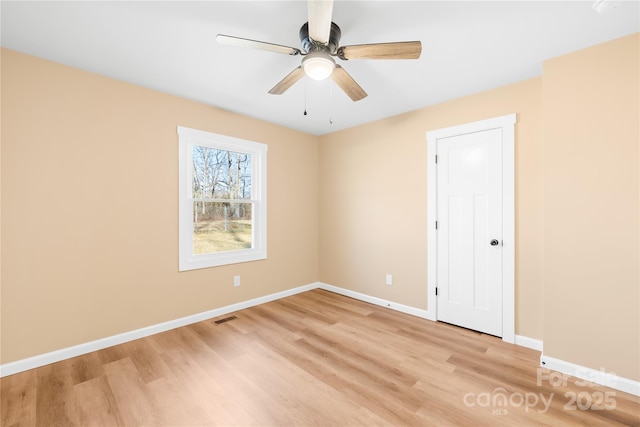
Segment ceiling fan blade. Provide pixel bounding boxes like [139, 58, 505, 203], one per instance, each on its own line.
[268, 66, 305, 95]
[308, 0, 334, 44]
[331, 65, 367, 102]
[338, 41, 422, 60]
[217, 34, 301, 55]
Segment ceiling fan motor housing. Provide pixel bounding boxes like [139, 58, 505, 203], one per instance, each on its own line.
[299, 22, 341, 54]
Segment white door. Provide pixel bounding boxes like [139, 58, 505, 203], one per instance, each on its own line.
[427, 114, 515, 342]
[436, 128, 503, 336]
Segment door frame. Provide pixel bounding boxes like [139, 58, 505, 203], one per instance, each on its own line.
[426, 114, 516, 343]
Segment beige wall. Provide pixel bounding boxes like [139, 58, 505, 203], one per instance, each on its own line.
[0, 49, 320, 364]
[2, 34, 638, 383]
[542, 34, 639, 381]
[319, 77, 544, 340]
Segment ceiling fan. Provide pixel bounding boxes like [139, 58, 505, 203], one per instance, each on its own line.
[216, 0, 422, 102]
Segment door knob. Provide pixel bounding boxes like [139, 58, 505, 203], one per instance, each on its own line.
[490, 239, 499, 246]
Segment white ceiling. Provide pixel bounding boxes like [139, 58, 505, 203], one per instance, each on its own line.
[2, 1, 639, 135]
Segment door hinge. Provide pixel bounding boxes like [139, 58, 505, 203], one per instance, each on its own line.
[435, 155, 438, 164]
[435, 221, 438, 230]
[435, 287, 438, 296]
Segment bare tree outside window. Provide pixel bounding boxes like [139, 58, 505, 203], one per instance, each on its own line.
[192, 146, 253, 254]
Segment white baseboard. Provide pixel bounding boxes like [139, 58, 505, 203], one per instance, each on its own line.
[8, 280, 635, 399]
[515, 334, 543, 351]
[540, 354, 640, 397]
[0, 282, 318, 378]
[317, 282, 434, 320]
[319, 284, 544, 351]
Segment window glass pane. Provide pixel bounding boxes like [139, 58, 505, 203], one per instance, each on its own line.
[192, 201, 253, 254]
[192, 146, 252, 199]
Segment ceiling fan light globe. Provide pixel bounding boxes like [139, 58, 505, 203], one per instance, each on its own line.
[302, 53, 335, 80]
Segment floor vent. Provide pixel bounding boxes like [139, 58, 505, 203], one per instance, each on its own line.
[213, 315, 237, 325]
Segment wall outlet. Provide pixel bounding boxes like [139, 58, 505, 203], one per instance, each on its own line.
[386, 274, 393, 285]
[233, 275, 240, 287]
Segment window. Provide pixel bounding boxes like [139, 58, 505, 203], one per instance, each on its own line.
[178, 126, 267, 271]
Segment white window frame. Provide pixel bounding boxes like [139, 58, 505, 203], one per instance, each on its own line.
[178, 126, 267, 271]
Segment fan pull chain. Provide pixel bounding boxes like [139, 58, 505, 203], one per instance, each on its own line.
[303, 79, 308, 116]
[329, 78, 333, 125]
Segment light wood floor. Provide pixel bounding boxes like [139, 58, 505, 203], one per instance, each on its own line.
[2, 289, 639, 426]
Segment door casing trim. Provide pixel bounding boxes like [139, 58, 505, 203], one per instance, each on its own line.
[426, 114, 516, 343]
